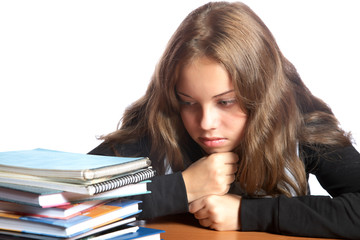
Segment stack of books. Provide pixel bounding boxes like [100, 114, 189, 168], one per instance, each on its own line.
[0, 148, 164, 240]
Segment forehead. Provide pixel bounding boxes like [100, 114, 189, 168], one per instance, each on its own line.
[177, 57, 233, 95]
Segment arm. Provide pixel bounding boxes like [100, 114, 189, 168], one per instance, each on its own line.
[89, 142, 239, 219]
[242, 192, 360, 239]
[88, 141, 189, 219]
[137, 172, 189, 219]
[241, 145, 360, 239]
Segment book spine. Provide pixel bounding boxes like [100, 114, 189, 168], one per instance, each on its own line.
[83, 158, 152, 180]
[88, 168, 156, 195]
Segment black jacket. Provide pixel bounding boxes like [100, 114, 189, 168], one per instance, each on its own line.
[89, 142, 360, 239]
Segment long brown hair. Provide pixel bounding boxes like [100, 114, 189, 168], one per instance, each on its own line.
[103, 2, 351, 197]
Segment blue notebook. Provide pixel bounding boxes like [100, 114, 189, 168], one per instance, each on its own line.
[0, 148, 151, 180]
[107, 226, 165, 240]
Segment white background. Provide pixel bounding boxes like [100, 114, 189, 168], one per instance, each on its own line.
[1, 0, 359, 195]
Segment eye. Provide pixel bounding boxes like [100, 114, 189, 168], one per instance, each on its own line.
[218, 99, 237, 106]
[179, 100, 196, 106]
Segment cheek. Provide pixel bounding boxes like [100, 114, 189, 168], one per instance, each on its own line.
[233, 117, 247, 139]
[180, 111, 197, 134]
[223, 112, 247, 136]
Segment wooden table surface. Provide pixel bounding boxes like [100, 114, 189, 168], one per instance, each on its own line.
[144, 213, 338, 240]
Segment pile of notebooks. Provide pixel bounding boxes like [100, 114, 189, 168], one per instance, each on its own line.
[0, 148, 164, 239]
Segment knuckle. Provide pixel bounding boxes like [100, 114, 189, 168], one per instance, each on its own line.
[213, 168, 222, 176]
[213, 177, 223, 188]
[204, 195, 216, 206]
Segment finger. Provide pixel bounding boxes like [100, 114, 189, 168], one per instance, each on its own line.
[193, 208, 209, 220]
[188, 199, 205, 213]
[214, 163, 237, 177]
[209, 223, 221, 231]
[231, 163, 239, 173]
[223, 154, 239, 164]
[228, 152, 239, 162]
[223, 174, 235, 184]
[212, 152, 238, 164]
[198, 218, 213, 228]
[224, 163, 238, 174]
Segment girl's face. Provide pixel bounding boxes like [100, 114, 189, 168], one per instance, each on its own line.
[176, 57, 247, 154]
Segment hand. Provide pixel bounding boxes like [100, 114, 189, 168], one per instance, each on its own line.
[189, 194, 242, 231]
[182, 152, 238, 203]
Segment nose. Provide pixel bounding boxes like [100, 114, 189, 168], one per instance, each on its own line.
[199, 105, 217, 130]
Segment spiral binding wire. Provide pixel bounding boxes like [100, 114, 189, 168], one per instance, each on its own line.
[91, 168, 156, 194]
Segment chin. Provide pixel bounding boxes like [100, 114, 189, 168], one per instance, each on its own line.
[202, 147, 231, 154]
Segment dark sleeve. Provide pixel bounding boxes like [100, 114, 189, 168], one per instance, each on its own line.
[88, 141, 189, 219]
[136, 172, 189, 219]
[241, 145, 360, 239]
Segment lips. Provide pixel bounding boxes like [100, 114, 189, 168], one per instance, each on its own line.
[198, 137, 227, 148]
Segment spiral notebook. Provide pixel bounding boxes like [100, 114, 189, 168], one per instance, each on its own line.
[0, 167, 156, 195]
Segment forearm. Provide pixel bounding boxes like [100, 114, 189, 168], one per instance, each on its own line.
[241, 193, 360, 239]
[133, 172, 189, 219]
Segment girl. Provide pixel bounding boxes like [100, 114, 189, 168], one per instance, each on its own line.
[90, 2, 360, 239]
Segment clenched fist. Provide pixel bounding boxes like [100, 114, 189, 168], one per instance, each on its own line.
[182, 152, 238, 203]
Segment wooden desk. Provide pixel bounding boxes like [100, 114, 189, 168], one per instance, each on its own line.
[144, 213, 338, 240]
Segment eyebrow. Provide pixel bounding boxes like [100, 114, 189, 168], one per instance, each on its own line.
[176, 89, 235, 99]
